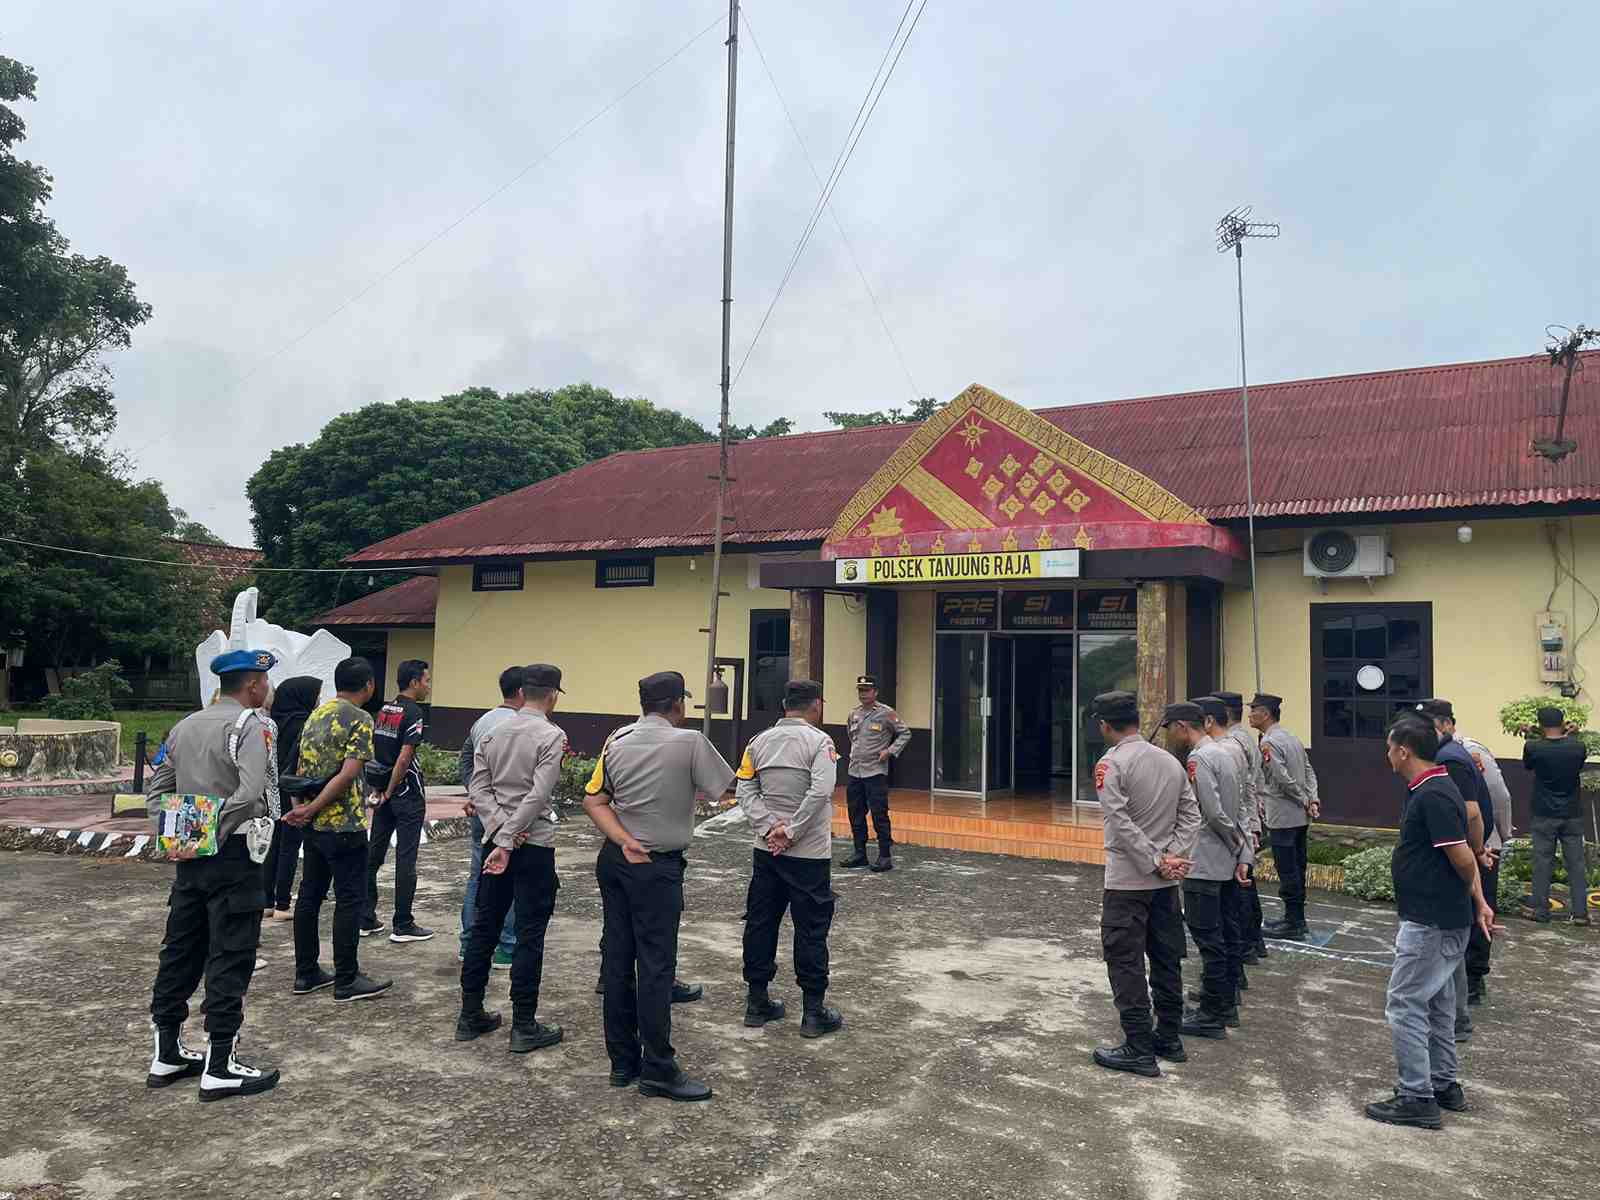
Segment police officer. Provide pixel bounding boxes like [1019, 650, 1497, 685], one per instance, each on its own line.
[455, 664, 568, 1053]
[145, 649, 280, 1101]
[1217, 692, 1267, 961]
[842, 674, 911, 872]
[1091, 690, 1201, 1077]
[1164, 700, 1251, 1039]
[582, 671, 735, 1101]
[1250, 693, 1318, 941]
[735, 680, 845, 1039]
[1456, 721, 1513, 1004]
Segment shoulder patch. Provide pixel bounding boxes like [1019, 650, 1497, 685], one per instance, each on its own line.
[1470, 752, 1485, 771]
[1260, 741, 1273, 763]
[1186, 757, 1198, 783]
[736, 750, 756, 780]
[1094, 760, 1109, 791]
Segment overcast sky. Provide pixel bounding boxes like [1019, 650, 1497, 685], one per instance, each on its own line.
[10, 1, 1598, 545]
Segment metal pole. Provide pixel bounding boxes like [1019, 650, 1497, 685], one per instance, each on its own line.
[703, 0, 739, 738]
[1236, 242, 1263, 696]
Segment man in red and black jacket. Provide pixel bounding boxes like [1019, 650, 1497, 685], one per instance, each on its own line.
[361, 659, 434, 943]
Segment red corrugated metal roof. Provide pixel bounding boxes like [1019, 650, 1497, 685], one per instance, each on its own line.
[347, 351, 1600, 564]
[313, 575, 437, 627]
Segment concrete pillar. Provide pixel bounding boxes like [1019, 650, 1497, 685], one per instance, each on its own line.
[790, 589, 825, 683]
[1136, 581, 1173, 734]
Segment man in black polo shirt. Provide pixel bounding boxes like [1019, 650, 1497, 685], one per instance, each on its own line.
[1521, 706, 1591, 925]
[1365, 715, 1495, 1130]
[362, 659, 434, 943]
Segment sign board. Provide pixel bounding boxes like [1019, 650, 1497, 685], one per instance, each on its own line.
[1077, 588, 1138, 631]
[1000, 590, 1075, 631]
[836, 549, 1080, 586]
[936, 592, 999, 631]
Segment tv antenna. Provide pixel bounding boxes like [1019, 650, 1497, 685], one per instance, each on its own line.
[1216, 206, 1280, 695]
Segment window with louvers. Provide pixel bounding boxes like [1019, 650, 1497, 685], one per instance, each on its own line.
[472, 563, 524, 592]
[596, 558, 654, 588]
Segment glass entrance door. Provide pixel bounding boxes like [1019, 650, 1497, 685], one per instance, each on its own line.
[934, 634, 986, 792]
[987, 636, 1014, 793]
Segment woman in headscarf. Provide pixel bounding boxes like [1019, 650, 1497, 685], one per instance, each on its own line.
[261, 676, 323, 920]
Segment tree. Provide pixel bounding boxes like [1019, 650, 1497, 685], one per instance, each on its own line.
[247, 384, 716, 628]
[728, 417, 795, 440]
[0, 445, 217, 669]
[822, 396, 942, 430]
[0, 53, 152, 474]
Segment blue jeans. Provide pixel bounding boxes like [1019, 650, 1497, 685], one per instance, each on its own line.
[1385, 920, 1468, 1100]
[461, 815, 516, 955]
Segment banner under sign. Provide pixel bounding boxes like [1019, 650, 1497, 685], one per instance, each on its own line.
[836, 549, 1080, 585]
[1077, 588, 1138, 630]
[1000, 590, 1075, 631]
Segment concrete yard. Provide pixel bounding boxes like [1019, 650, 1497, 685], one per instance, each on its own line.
[1, 814, 1596, 1200]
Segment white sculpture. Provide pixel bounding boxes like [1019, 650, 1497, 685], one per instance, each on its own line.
[194, 587, 353, 707]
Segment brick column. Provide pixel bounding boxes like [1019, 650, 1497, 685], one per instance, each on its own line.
[1136, 581, 1173, 734]
[790, 589, 826, 683]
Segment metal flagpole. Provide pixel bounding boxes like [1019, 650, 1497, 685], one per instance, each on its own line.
[1216, 207, 1278, 696]
[703, 0, 739, 738]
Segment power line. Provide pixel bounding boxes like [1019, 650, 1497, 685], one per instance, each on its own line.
[0, 534, 422, 575]
[740, 8, 920, 401]
[732, 0, 929, 390]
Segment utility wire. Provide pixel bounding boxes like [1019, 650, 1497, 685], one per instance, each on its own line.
[228, 12, 727, 395]
[740, 8, 920, 401]
[0, 534, 423, 575]
[732, 0, 929, 390]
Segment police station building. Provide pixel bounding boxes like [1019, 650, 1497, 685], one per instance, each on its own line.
[319, 352, 1600, 861]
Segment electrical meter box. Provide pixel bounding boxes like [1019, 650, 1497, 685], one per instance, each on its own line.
[1537, 610, 1568, 684]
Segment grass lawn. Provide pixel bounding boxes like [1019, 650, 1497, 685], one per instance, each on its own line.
[3, 709, 181, 763]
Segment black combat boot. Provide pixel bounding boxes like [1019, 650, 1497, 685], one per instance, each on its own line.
[509, 1013, 564, 1053]
[197, 1032, 280, 1102]
[840, 847, 870, 869]
[1092, 1042, 1160, 1077]
[1180, 1006, 1228, 1040]
[869, 853, 895, 873]
[1152, 1036, 1187, 1063]
[1466, 976, 1486, 1006]
[1364, 1090, 1442, 1130]
[800, 996, 843, 1039]
[146, 1022, 204, 1089]
[672, 980, 703, 1004]
[639, 1069, 713, 1101]
[454, 990, 504, 1041]
[744, 989, 788, 1028]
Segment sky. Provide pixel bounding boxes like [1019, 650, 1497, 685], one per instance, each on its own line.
[9, 1, 1599, 546]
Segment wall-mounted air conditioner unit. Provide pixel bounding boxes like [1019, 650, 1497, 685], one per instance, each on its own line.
[1302, 530, 1393, 579]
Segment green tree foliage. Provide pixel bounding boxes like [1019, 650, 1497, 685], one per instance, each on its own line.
[822, 396, 942, 430]
[247, 384, 716, 628]
[0, 54, 151, 473]
[0, 446, 218, 667]
[42, 660, 132, 721]
[728, 417, 795, 440]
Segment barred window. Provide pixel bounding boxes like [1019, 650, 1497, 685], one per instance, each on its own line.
[596, 557, 654, 588]
[472, 563, 524, 592]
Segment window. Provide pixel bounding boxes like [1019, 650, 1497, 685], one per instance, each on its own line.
[472, 563, 523, 592]
[748, 610, 791, 717]
[596, 557, 654, 588]
[1313, 603, 1432, 742]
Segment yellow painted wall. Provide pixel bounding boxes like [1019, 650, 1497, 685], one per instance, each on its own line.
[1221, 516, 1600, 759]
[821, 594, 867, 719]
[429, 555, 793, 717]
[898, 591, 934, 726]
[384, 629, 436, 700]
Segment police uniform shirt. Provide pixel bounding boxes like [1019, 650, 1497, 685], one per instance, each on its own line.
[1457, 733, 1513, 849]
[735, 718, 840, 860]
[585, 714, 736, 852]
[472, 708, 567, 850]
[1095, 734, 1202, 890]
[145, 697, 270, 841]
[1187, 738, 1250, 882]
[1259, 724, 1315, 830]
[846, 702, 911, 779]
[1225, 722, 1263, 835]
[1214, 732, 1257, 856]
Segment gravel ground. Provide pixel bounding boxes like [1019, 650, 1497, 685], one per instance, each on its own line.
[1, 813, 1596, 1200]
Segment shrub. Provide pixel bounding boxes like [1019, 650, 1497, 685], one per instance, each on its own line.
[556, 754, 598, 812]
[1498, 835, 1600, 889]
[1497, 695, 1591, 738]
[42, 661, 132, 722]
[1341, 845, 1397, 902]
[415, 743, 461, 786]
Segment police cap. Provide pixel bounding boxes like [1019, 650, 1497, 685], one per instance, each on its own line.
[1091, 690, 1139, 723]
[1160, 701, 1205, 727]
[210, 649, 277, 676]
[523, 663, 564, 692]
[1416, 698, 1454, 720]
[1190, 696, 1229, 725]
[856, 674, 879, 689]
[784, 679, 824, 708]
[1249, 693, 1283, 710]
[639, 670, 690, 705]
[1213, 691, 1244, 711]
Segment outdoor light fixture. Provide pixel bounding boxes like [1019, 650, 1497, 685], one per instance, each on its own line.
[1457, 525, 1472, 544]
[706, 665, 730, 715]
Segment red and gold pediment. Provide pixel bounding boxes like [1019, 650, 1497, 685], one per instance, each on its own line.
[824, 384, 1241, 559]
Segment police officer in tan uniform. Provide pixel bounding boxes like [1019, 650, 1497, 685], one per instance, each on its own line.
[735, 680, 845, 1038]
[1251, 693, 1319, 941]
[583, 671, 735, 1101]
[1091, 690, 1201, 1078]
[842, 674, 911, 872]
[1217, 691, 1268, 960]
